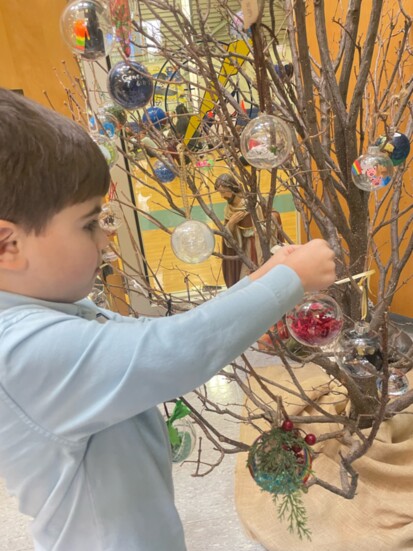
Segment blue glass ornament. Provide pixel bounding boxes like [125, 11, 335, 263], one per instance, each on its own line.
[107, 60, 153, 110]
[274, 63, 294, 80]
[375, 132, 411, 166]
[142, 106, 167, 129]
[153, 160, 175, 183]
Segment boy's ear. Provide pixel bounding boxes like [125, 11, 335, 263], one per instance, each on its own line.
[0, 221, 28, 271]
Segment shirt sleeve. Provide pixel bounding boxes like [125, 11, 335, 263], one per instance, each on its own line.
[0, 265, 303, 441]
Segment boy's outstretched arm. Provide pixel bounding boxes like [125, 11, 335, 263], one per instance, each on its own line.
[0, 240, 335, 440]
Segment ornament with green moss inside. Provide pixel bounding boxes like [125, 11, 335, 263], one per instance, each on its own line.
[247, 424, 315, 540]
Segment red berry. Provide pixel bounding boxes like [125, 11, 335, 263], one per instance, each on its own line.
[305, 433, 317, 445]
[281, 420, 294, 431]
[292, 444, 302, 454]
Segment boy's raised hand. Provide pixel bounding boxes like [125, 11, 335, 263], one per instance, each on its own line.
[250, 239, 336, 292]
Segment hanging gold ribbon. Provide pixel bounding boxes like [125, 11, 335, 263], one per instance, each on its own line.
[178, 145, 191, 220]
[335, 269, 375, 320]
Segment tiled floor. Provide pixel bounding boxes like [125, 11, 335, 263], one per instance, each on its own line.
[0, 350, 271, 551]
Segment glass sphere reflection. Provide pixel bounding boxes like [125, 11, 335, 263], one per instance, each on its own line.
[351, 146, 394, 191]
[60, 0, 114, 60]
[171, 220, 215, 264]
[377, 369, 409, 397]
[107, 60, 153, 110]
[240, 115, 293, 170]
[335, 322, 383, 378]
[286, 293, 344, 347]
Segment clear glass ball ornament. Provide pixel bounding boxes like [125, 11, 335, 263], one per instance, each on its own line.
[286, 293, 344, 347]
[88, 286, 109, 308]
[351, 146, 394, 191]
[375, 132, 411, 166]
[170, 419, 196, 463]
[101, 243, 120, 263]
[60, 0, 115, 60]
[335, 322, 383, 378]
[99, 201, 123, 233]
[377, 369, 409, 397]
[107, 60, 154, 110]
[196, 155, 215, 172]
[240, 114, 293, 170]
[247, 431, 312, 495]
[153, 160, 175, 183]
[171, 220, 215, 264]
[101, 101, 127, 128]
[92, 134, 118, 167]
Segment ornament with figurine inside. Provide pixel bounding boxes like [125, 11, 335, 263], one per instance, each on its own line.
[240, 114, 293, 170]
[351, 146, 394, 191]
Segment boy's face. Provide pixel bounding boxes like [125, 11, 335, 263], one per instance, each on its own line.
[19, 197, 109, 303]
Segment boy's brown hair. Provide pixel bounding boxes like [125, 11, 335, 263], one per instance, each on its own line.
[0, 88, 110, 234]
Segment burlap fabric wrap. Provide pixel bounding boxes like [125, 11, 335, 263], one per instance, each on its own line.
[235, 363, 413, 551]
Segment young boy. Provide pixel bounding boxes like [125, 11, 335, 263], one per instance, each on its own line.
[0, 88, 336, 550]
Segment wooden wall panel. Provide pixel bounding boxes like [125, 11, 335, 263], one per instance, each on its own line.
[0, 0, 80, 115]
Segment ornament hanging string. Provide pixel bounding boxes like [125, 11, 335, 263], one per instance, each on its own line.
[178, 145, 191, 219]
[109, 0, 132, 58]
[108, 181, 118, 201]
[335, 269, 375, 320]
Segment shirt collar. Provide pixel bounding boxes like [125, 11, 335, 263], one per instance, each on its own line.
[0, 290, 100, 320]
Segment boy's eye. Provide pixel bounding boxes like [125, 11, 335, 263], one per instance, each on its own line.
[84, 219, 99, 232]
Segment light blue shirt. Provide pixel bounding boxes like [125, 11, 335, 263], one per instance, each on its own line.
[0, 266, 303, 550]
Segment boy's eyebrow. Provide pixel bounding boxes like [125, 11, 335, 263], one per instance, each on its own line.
[81, 205, 102, 219]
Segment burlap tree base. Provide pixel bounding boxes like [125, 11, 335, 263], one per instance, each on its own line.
[235, 364, 413, 551]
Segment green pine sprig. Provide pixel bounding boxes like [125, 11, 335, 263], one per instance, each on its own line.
[247, 427, 313, 540]
[274, 491, 311, 540]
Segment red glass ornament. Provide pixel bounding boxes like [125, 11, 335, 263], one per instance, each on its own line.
[286, 293, 343, 347]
